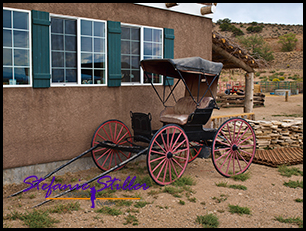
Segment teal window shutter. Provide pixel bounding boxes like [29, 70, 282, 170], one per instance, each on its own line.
[32, 10, 51, 88]
[163, 28, 175, 86]
[107, 21, 121, 87]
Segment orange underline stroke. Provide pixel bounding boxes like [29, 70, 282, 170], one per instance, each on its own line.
[46, 198, 140, 200]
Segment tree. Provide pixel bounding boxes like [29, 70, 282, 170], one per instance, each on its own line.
[278, 33, 298, 52]
[237, 35, 274, 61]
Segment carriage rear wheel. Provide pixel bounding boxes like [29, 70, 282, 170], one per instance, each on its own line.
[91, 120, 132, 171]
[212, 118, 256, 177]
[147, 124, 189, 186]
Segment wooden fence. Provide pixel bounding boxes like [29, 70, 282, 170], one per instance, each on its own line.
[216, 93, 265, 108]
[210, 112, 255, 129]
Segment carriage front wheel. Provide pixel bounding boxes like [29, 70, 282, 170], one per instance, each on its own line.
[147, 124, 189, 186]
[212, 118, 256, 177]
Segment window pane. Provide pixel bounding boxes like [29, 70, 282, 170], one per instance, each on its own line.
[121, 70, 130, 82]
[81, 20, 92, 36]
[52, 52, 64, 67]
[153, 29, 162, 42]
[131, 28, 140, 40]
[51, 34, 64, 50]
[66, 69, 77, 82]
[52, 69, 64, 83]
[51, 18, 63, 33]
[81, 69, 92, 84]
[94, 21, 104, 37]
[144, 42, 152, 55]
[94, 54, 105, 68]
[131, 56, 139, 69]
[13, 31, 29, 48]
[13, 11, 28, 30]
[132, 42, 139, 55]
[94, 70, 105, 84]
[3, 10, 11, 28]
[132, 70, 140, 82]
[121, 41, 130, 54]
[81, 53, 92, 68]
[14, 67, 29, 84]
[94, 38, 104, 52]
[3, 67, 12, 85]
[154, 43, 162, 57]
[3, 29, 12, 47]
[144, 28, 152, 41]
[65, 35, 76, 51]
[66, 53, 77, 67]
[14, 49, 29, 66]
[3, 48, 12, 65]
[121, 55, 130, 69]
[65, 20, 76, 35]
[81, 37, 92, 52]
[121, 27, 130, 40]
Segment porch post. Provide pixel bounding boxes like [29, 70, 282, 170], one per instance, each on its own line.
[244, 72, 254, 113]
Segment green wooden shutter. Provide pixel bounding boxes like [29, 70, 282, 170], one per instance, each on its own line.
[107, 21, 121, 87]
[32, 10, 51, 88]
[163, 28, 175, 86]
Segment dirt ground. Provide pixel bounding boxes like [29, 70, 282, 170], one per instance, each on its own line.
[3, 94, 303, 228]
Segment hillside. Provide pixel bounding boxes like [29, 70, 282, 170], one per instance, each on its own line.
[212, 22, 303, 86]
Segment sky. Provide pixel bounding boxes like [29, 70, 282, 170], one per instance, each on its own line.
[212, 3, 303, 25]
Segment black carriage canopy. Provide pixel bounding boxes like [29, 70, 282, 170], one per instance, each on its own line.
[140, 57, 223, 107]
[140, 56, 223, 78]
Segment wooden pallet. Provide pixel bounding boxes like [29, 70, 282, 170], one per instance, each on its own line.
[245, 147, 303, 168]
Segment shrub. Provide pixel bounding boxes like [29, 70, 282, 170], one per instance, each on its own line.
[278, 33, 298, 52]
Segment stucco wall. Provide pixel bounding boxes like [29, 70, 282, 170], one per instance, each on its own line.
[3, 3, 212, 169]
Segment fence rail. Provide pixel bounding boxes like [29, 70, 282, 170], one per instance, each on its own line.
[257, 81, 303, 93]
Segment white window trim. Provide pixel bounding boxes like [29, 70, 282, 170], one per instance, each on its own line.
[49, 14, 107, 87]
[3, 7, 32, 88]
[121, 22, 163, 87]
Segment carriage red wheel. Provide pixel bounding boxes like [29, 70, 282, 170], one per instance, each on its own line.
[212, 118, 256, 177]
[147, 124, 189, 186]
[91, 120, 132, 171]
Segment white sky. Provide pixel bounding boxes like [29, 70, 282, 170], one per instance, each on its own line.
[212, 3, 303, 25]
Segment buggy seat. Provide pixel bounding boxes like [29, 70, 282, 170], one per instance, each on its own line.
[160, 96, 213, 126]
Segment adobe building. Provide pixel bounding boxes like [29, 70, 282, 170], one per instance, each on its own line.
[3, 3, 217, 183]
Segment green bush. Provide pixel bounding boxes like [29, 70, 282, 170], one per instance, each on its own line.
[278, 33, 298, 52]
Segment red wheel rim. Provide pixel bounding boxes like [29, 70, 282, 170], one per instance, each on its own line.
[91, 120, 132, 171]
[147, 124, 189, 185]
[212, 118, 256, 177]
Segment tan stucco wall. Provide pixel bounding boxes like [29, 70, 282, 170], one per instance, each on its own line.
[3, 3, 212, 169]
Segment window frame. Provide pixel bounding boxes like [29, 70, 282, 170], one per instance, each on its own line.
[3, 7, 32, 88]
[49, 14, 107, 87]
[121, 23, 163, 86]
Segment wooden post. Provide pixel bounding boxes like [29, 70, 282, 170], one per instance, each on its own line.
[244, 72, 254, 113]
[285, 91, 288, 102]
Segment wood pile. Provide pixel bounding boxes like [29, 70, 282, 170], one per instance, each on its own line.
[216, 93, 265, 108]
[246, 118, 303, 149]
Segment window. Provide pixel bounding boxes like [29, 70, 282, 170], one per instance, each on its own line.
[143, 27, 163, 84]
[3, 8, 31, 86]
[121, 24, 163, 85]
[51, 17, 77, 84]
[80, 19, 106, 85]
[121, 26, 140, 83]
[50, 16, 106, 86]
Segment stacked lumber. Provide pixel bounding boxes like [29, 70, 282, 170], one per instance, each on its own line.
[246, 118, 303, 149]
[216, 93, 265, 108]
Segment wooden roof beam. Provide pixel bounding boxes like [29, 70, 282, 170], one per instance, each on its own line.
[165, 3, 178, 8]
[212, 44, 254, 73]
